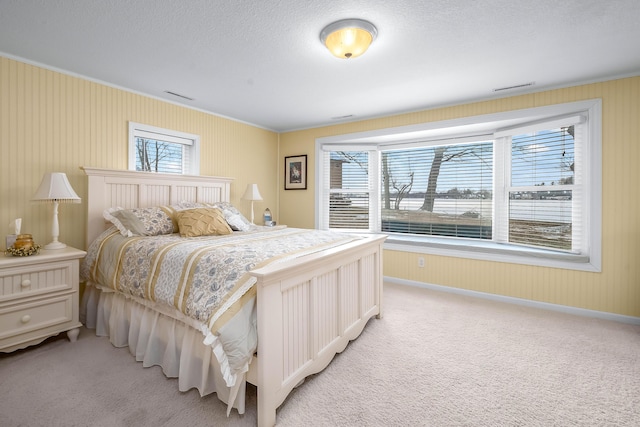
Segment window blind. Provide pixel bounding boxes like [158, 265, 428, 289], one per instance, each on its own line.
[381, 141, 493, 239]
[320, 150, 375, 231]
[129, 122, 199, 175]
[501, 119, 582, 253]
[135, 138, 186, 174]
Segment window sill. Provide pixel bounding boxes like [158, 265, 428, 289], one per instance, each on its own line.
[383, 234, 600, 272]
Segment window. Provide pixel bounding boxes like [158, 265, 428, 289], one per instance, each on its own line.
[316, 100, 601, 271]
[128, 122, 200, 174]
[494, 116, 584, 253]
[380, 139, 493, 240]
[320, 150, 378, 230]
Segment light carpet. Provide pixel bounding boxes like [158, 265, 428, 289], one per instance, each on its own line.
[1, 282, 639, 426]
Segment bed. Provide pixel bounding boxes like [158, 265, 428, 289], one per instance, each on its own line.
[79, 167, 385, 427]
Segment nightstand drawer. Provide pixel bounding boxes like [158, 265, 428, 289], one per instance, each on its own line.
[0, 247, 85, 352]
[0, 258, 75, 299]
[0, 293, 74, 340]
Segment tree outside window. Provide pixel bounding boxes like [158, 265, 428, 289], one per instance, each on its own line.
[135, 138, 183, 173]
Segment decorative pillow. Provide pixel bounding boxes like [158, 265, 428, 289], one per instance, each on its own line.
[175, 207, 232, 237]
[104, 206, 176, 237]
[172, 201, 205, 211]
[207, 202, 255, 231]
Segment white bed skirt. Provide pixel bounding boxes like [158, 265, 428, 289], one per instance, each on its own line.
[80, 284, 246, 414]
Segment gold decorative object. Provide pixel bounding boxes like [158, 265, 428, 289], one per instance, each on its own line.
[14, 234, 34, 250]
[5, 245, 41, 257]
[5, 235, 41, 256]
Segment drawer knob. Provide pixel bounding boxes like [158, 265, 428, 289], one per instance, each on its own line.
[21, 279, 31, 287]
[21, 314, 31, 324]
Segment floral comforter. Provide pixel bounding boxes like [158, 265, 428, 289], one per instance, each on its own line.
[80, 226, 358, 390]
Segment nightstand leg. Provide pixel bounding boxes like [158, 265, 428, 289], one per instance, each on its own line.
[67, 328, 80, 342]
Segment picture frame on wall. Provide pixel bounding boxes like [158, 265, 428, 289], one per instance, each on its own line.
[284, 155, 307, 190]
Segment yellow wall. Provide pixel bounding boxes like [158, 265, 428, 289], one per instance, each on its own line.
[0, 57, 279, 252]
[279, 77, 640, 318]
[2, 55, 638, 318]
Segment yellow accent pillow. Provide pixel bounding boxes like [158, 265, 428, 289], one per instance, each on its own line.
[175, 208, 232, 237]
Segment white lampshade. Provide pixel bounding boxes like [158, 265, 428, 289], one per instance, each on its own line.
[32, 172, 81, 203]
[32, 172, 81, 250]
[241, 184, 263, 201]
[241, 184, 262, 224]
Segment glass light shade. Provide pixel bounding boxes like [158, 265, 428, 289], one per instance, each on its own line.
[320, 19, 377, 59]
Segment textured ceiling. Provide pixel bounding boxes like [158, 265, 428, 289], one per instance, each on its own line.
[1, 0, 639, 132]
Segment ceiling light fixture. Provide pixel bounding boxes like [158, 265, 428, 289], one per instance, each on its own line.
[320, 18, 377, 59]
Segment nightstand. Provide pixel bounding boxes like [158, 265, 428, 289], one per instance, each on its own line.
[0, 246, 86, 352]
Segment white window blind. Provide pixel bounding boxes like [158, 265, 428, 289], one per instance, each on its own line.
[320, 149, 376, 231]
[316, 99, 601, 271]
[128, 122, 200, 175]
[381, 141, 493, 239]
[495, 116, 585, 253]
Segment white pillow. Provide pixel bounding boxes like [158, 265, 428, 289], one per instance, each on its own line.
[211, 202, 255, 231]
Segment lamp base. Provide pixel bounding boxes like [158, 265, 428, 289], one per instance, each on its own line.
[44, 241, 67, 250]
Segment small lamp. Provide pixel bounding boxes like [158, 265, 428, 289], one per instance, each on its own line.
[241, 184, 263, 224]
[32, 172, 81, 250]
[320, 18, 378, 59]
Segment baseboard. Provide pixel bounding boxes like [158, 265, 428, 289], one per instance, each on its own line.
[384, 276, 640, 326]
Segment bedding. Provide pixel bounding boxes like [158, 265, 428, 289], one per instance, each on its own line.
[80, 224, 360, 396]
[210, 202, 255, 231]
[175, 207, 232, 236]
[81, 167, 385, 426]
[103, 202, 214, 237]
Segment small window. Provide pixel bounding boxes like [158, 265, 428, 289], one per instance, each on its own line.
[128, 122, 200, 174]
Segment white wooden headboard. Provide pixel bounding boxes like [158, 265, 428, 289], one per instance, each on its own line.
[82, 167, 234, 247]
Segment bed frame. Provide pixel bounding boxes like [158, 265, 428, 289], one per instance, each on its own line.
[82, 167, 385, 427]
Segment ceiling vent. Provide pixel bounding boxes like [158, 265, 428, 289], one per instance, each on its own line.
[492, 82, 535, 92]
[164, 91, 194, 101]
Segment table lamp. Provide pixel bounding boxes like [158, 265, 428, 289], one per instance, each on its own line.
[32, 172, 81, 249]
[241, 183, 262, 224]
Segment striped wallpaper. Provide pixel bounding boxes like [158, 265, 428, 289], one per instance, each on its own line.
[279, 76, 640, 318]
[1, 55, 638, 318]
[0, 56, 279, 253]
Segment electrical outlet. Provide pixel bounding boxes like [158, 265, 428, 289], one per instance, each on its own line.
[418, 257, 425, 268]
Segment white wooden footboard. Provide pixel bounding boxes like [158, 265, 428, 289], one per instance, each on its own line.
[81, 167, 386, 427]
[249, 234, 386, 427]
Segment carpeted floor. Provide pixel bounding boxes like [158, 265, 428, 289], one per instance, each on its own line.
[1, 282, 639, 426]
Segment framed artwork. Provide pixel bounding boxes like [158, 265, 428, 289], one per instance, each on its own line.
[284, 155, 307, 190]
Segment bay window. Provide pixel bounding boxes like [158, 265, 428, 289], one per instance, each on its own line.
[316, 100, 601, 271]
